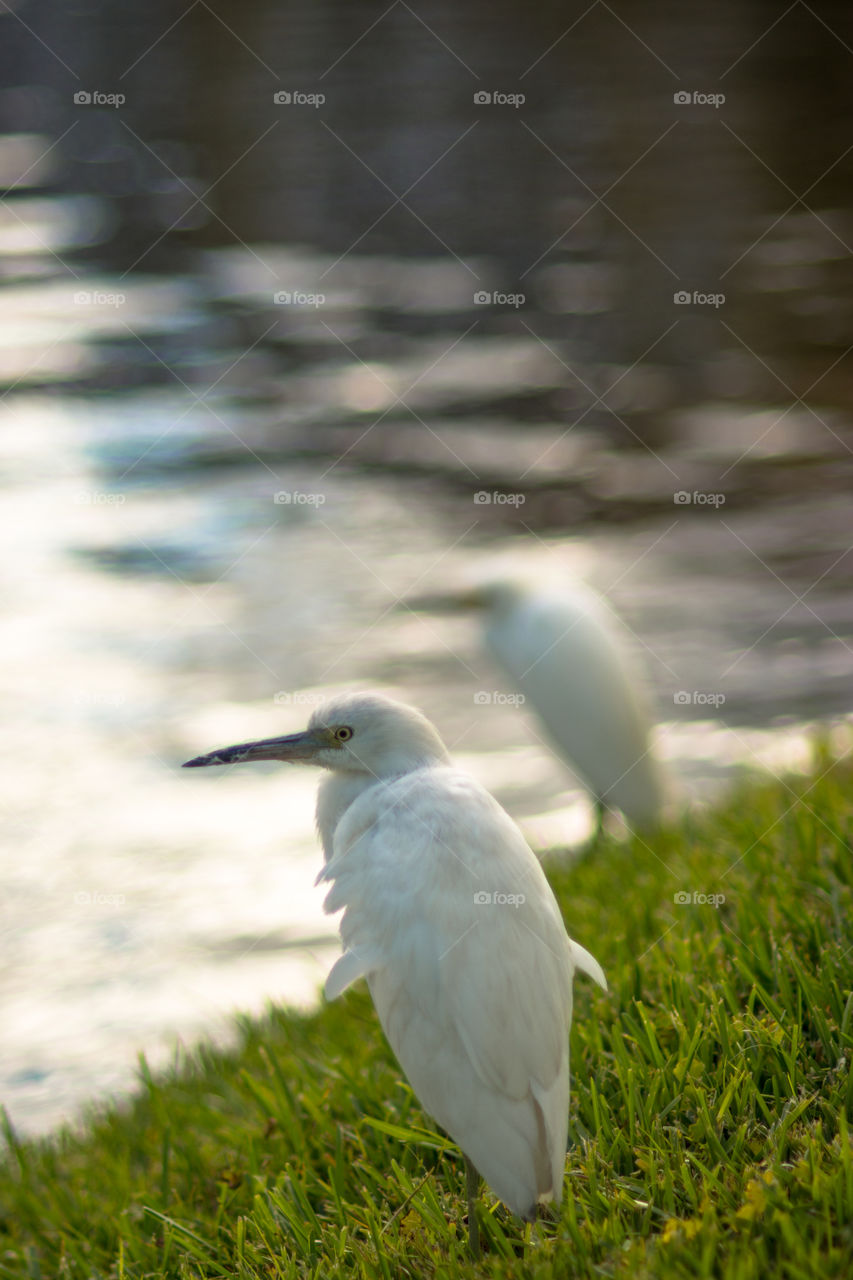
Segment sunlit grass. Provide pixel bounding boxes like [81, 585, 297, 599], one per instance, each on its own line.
[1, 757, 851, 1277]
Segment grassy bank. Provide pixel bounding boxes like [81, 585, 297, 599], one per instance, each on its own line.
[2, 758, 852, 1279]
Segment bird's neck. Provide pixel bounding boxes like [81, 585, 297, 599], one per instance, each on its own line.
[315, 771, 379, 861]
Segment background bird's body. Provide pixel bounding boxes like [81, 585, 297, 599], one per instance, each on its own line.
[405, 575, 666, 830]
[479, 579, 664, 828]
[184, 691, 606, 1236]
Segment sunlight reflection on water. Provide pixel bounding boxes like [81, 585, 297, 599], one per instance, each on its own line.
[2, 295, 852, 1136]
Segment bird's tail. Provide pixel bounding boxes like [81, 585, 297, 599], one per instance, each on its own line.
[570, 939, 607, 991]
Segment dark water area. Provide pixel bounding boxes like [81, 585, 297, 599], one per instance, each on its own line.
[4, 0, 853, 404]
[1, 1, 853, 1134]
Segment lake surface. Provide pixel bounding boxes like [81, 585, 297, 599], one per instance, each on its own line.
[2, 254, 851, 1136]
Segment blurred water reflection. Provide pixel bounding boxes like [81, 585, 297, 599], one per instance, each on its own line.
[1, 0, 853, 1135]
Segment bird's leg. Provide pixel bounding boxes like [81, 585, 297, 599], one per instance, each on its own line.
[593, 796, 607, 840]
[465, 1156, 481, 1259]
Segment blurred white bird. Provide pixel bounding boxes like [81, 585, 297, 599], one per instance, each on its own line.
[184, 691, 606, 1254]
[407, 576, 666, 831]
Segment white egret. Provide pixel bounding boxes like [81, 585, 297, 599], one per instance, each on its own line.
[407, 576, 666, 831]
[184, 691, 606, 1254]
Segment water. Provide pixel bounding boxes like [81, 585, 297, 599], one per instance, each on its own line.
[2, 304, 850, 1135]
[2, 0, 853, 1136]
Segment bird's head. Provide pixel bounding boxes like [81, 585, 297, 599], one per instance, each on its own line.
[183, 691, 450, 780]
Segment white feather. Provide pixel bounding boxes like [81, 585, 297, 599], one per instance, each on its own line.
[322, 762, 602, 1217]
[188, 690, 606, 1225]
[482, 583, 664, 826]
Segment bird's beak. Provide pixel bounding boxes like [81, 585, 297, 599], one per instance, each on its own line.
[182, 726, 334, 768]
[398, 590, 478, 614]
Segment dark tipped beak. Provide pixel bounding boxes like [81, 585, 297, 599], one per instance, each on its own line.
[182, 727, 331, 768]
[397, 591, 466, 615]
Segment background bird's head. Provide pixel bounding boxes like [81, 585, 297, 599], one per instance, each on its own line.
[183, 691, 450, 780]
[402, 571, 533, 621]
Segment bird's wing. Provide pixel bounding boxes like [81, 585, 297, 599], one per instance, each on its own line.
[324, 944, 383, 1000]
[319, 766, 584, 1099]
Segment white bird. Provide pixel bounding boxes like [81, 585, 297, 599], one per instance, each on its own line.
[184, 691, 606, 1254]
[407, 576, 666, 831]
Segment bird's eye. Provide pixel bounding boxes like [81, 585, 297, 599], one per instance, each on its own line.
[335, 726, 353, 742]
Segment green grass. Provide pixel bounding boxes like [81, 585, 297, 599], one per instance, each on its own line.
[2, 756, 852, 1278]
